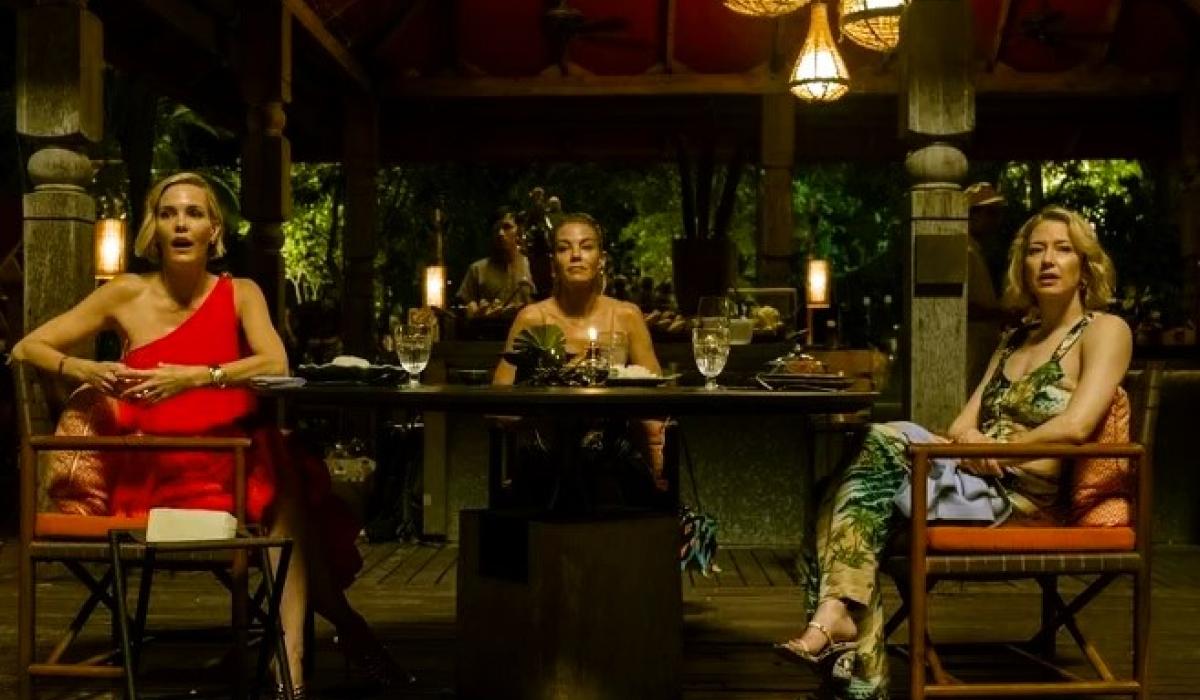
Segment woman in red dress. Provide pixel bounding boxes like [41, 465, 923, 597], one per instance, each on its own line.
[13, 172, 404, 697]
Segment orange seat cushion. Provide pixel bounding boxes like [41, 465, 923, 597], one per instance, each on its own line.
[927, 526, 1135, 552]
[35, 513, 148, 539]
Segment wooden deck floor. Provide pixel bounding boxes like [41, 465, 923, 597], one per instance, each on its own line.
[1, 540, 1197, 699]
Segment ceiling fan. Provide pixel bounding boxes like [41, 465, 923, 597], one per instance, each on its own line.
[543, 0, 645, 74]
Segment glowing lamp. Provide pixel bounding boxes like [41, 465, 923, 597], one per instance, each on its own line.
[806, 258, 832, 308]
[424, 264, 446, 309]
[94, 217, 126, 280]
[789, 2, 850, 102]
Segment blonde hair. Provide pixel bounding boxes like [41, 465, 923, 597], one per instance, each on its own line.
[999, 206, 1115, 313]
[134, 172, 226, 262]
[551, 213, 607, 296]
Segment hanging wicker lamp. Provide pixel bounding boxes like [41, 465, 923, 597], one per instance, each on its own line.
[839, 0, 907, 52]
[789, 2, 850, 102]
[723, 0, 811, 18]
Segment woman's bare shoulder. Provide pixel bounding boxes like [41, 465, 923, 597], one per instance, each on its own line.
[100, 273, 150, 303]
[510, 301, 551, 330]
[609, 299, 645, 322]
[1085, 312, 1132, 342]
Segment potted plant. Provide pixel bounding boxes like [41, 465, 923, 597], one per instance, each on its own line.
[671, 140, 744, 316]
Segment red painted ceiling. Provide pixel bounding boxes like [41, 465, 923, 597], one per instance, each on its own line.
[307, 0, 1196, 80]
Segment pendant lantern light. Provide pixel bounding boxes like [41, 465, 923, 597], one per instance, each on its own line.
[839, 0, 907, 52]
[789, 2, 850, 102]
[722, 0, 811, 18]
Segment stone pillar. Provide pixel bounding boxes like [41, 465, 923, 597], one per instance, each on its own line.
[899, 0, 974, 430]
[16, 1, 103, 346]
[341, 95, 379, 357]
[757, 94, 795, 286]
[238, 1, 292, 325]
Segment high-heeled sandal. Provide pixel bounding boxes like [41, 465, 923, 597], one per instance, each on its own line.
[274, 682, 306, 700]
[774, 621, 857, 666]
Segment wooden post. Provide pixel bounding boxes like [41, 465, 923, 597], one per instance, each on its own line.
[342, 95, 379, 357]
[238, 1, 292, 326]
[1179, 74, 1200, 336]
[899, 0, 974, 429]
[16, 0, 103, 347]
[758, 94, 795, 286]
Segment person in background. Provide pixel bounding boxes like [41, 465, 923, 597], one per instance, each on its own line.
[494, 213, 667, 488]
[457, 206, 535, 318]
[965, 182, 1016, 390]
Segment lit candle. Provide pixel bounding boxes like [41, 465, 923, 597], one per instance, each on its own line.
[587, 327, 598, 344]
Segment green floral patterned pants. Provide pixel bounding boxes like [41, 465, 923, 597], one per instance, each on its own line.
[803, 423, 912, 700]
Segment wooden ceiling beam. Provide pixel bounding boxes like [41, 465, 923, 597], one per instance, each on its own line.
[382, 64, 1186, 98]
[283, 0, 371, 91]
[662, 0, 677, 74]
[986, 0, 1014, 71]
[366, 0, 430, 57]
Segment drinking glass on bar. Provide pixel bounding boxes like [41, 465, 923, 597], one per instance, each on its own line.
[692, 326, 730, 390]
[397, 324, 432, 387]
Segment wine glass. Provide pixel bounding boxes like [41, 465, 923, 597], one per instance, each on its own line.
[692, 326, 730, 390]
[696, 295, 734, 330]
[396, 324, 432, 387]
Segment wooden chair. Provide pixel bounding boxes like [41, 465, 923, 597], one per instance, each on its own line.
[886, 362, 1162, 699]
[14, 361, 290, 700]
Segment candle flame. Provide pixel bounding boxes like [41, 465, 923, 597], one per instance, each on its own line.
[587, 327, 598, 342]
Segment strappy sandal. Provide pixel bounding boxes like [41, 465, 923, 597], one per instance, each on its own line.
[774, 621, 857, 666]
[274, 682, 306, 700]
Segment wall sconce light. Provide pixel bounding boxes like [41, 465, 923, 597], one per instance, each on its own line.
[423, 205, 448, 310]
[424, 264, 446, 309]
[94, 216, 126, 281]
[805, 258, 832, 345]
[806, 258, 832, 308]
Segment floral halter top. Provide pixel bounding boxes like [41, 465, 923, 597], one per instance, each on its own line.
[977, 313, 1093, 519]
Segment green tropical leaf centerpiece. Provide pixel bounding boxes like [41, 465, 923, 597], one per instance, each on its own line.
[502, 324, 603, 386]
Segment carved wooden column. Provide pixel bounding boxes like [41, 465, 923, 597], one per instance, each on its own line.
[899, 0, 973, 430]
[16, 0, 103, 344]
[341, 95, 379, 357]
[757, 94, 796, 286]
[238, 1, 292, 325]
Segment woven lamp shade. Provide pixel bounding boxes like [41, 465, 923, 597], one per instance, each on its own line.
[723, 0, 811, 17]
[840, 0, 906, 52]
[789, 2, 850, 101]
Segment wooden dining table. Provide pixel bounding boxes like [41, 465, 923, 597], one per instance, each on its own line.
[259, 381, 877, 700]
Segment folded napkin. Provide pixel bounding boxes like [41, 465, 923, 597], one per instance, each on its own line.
[249, 375, 308, 389]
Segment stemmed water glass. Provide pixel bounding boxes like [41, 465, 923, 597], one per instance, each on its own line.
[692, 326, 730, 390]
[396, 324, 432, 387]
[696, 296, 734, 330]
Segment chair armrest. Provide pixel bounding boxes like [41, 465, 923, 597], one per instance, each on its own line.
[29, 435, 253, 450]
